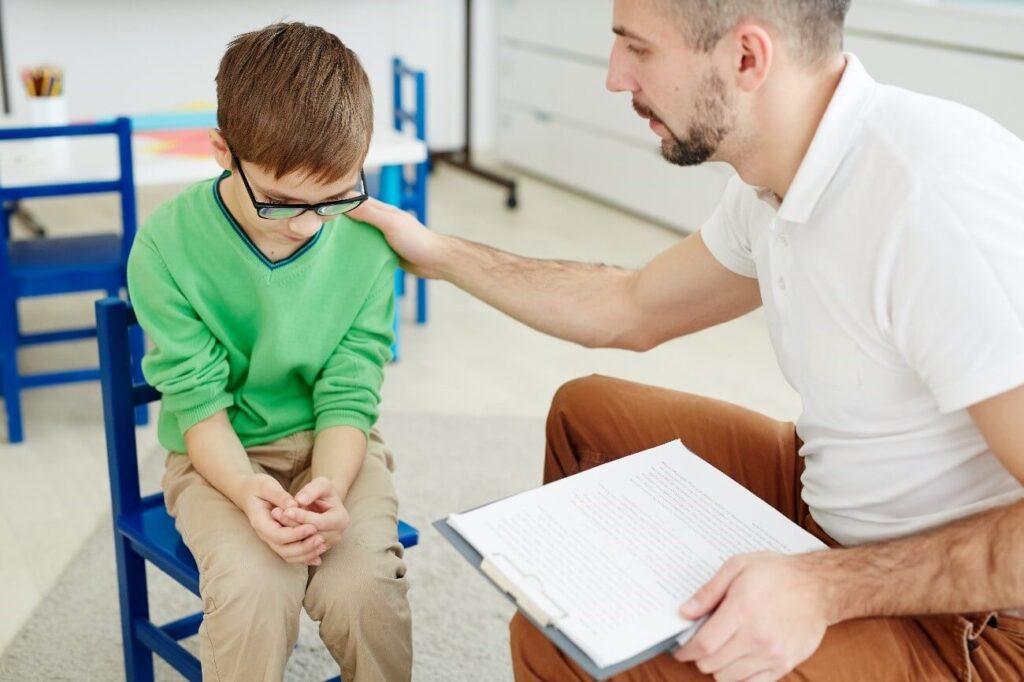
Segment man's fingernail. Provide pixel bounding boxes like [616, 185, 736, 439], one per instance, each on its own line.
[680, 599, 698, 615]
[297, 495, 309, 504]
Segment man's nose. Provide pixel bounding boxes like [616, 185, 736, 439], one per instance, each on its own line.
[606, 42, 636, 93]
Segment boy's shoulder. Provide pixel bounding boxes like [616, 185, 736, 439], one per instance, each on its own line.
[327, 214, 400, 271]
[138, 177, 220, 245]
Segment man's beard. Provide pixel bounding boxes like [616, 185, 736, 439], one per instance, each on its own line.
[634, 71, 734, 167]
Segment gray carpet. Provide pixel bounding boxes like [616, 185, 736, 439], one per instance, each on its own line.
[0, 412, 546, 681]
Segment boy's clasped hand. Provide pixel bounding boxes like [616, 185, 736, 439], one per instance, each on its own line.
[241, 473, 351, 567]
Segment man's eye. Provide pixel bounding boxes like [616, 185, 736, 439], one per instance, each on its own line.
[627, 44, 646, 56]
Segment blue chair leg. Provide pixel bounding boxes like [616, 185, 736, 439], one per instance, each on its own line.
[380, 165, 403, 361]
[115, 537, 156, 681]
[0, 298, 23, 443]
[396, 268, 407, 298]
[416, 277, 428, 324]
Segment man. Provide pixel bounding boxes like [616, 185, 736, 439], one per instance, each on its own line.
[350, 0, 1024, 679]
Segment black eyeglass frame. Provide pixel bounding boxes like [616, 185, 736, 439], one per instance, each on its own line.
[232, 154, 368, 220]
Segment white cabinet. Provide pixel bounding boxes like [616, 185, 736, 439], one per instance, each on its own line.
[495, 0, 730, 232]
[495, 0, 1024, 234]
[846, 1, 1024, 140]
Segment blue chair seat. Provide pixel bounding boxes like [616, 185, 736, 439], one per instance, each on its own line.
[10, 233, 124, 296]
[120, 493, 200, 595]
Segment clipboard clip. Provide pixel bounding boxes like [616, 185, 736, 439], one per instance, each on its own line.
[481, 553, 570, 628]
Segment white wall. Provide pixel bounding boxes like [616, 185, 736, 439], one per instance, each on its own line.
[2, 0, 499, 151]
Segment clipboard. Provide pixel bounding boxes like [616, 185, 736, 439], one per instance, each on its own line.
[433, 517, 699, 680]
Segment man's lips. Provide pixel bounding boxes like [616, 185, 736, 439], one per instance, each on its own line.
[633, 100, 663, 127]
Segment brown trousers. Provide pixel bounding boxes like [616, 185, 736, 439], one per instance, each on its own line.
[510, 375, 1024, 682]
[163, 429, 411, 682]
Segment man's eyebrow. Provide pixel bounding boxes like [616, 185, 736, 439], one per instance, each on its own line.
[612, 25, 648, 43]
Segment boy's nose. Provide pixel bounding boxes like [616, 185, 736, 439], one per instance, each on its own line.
[290, 211, 323, 236]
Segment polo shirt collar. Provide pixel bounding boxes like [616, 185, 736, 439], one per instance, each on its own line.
[775, 53, 876, 224]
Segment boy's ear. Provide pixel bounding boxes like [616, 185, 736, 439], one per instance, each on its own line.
[209, 129, 233, 172]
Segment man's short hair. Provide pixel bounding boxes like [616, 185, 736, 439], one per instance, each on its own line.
[216, 22, 373, 183]
[659, 0, 851, 67]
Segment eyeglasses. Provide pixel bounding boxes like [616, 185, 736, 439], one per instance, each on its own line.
[232, 154, 368, 220]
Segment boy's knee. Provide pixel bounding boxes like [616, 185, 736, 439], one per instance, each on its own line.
[202, 552, 306, 621]
[307, 546, 409, 627]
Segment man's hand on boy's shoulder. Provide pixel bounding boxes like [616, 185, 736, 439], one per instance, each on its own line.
[239, 473, 329, 566]
[348, 197, 447, 280]
[272, 476, 351, 554]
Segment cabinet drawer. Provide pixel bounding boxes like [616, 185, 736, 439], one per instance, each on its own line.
[497, 0, 613, 60]
[498, 44, 651, 146]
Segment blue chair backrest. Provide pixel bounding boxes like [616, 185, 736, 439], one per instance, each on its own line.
[0, 118, 137, 266]
[96, 297, 159, 518]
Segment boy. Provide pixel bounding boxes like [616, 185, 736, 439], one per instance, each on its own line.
[127, 22, 411, 682]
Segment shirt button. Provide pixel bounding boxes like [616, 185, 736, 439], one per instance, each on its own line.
[777, 276, 786, 291]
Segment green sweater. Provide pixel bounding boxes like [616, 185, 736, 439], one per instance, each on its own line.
[127, 174, 397, 453]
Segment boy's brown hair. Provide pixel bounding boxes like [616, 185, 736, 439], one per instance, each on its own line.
[216, 22, 373, 184]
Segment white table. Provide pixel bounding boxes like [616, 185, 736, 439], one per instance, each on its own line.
[0, 125, 426, 195]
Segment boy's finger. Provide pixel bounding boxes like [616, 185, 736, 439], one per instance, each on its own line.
[255, 477, 298, 510]
[266, 522, 318, 545]
[277, 534, 324, 561]
[272, 506, 302, 527]
[284, 506, 325, 527]
[294, 477, 333, 506]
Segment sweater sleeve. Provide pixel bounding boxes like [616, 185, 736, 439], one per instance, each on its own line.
[312, 260, 397, 438]
[127, 237, 234, 434]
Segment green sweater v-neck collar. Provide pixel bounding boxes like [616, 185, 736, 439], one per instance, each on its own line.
[212, 172, 323, 270]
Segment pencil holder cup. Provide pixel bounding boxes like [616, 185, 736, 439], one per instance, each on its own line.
[26, 95, 70, 168]
[27, 94, 68, 126]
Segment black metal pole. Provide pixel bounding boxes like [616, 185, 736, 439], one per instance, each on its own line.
[436, 0, 518, 209]
[0, 0, 10, 115]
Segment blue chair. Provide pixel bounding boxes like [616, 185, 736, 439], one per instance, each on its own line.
[96, 297, 419, 681]
[0, 117, 145, 443]
[391, 56, 429, 326]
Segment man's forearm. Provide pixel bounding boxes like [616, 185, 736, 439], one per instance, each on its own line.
[183, 411, 254, 507]
[312, 426, 367, 500]
[437, 235, 643, 349]
[809, 499, 1024, 623]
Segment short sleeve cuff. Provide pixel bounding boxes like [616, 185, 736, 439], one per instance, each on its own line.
[931, 353, 1024, 413]
[699, 225, 757, 279]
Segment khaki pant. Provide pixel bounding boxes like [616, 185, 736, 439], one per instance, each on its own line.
[510, 375, 1024, 682]
[163, 428, 412, 682]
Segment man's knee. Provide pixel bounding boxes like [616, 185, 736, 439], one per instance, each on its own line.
[547, 375, 618, 426]
[509, 612, 548, 679]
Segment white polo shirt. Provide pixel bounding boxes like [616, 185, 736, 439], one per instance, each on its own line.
[701, 54, 1024, 546]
